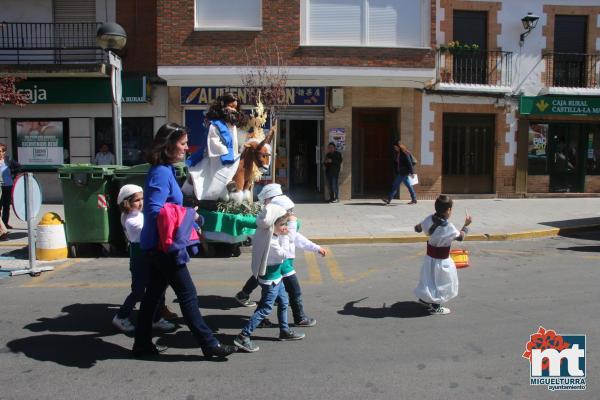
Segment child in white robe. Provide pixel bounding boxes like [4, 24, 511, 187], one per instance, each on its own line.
[414, 195, 472, 315]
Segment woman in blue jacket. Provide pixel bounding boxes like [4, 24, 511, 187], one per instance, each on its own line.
[132, 122, 237, 359]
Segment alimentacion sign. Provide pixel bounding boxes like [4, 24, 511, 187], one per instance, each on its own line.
[520, 96, 600, 117]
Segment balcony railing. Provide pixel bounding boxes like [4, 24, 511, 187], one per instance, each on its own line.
[0, 22, 105, 64]
[543, 51, 600, 89]
[436, 49, 513, 87]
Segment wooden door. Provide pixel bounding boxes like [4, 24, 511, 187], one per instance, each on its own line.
[554, 15, 587, 87]
[442, 114, 494, 193]
[453, 10, 487, 84]
[352, 109, 397, 195]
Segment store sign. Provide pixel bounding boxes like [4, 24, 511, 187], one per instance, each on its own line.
[16, 78, 149, 104]
[16, 120, 65, 165]
[181, 87, 325, 106]
[520, 96, 600, 116]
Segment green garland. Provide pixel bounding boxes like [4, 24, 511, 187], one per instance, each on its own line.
[215, 200, 263, 216]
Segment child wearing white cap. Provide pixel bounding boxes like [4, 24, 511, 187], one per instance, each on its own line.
[270, 194, 326, 327]
[112, 184, 176, 334]
[234, 183, 283, 308]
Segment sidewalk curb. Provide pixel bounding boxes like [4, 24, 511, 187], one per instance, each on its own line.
[310, 224, 600, 245]
[1, 225, 598, 248]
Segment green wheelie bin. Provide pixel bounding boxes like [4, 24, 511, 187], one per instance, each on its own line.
[58, 164, 116, 256]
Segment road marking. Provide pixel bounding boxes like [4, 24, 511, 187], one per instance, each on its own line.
[20, 259, 80, 288]
[304, 251, 323, 284]
[323, 247, 345, 282]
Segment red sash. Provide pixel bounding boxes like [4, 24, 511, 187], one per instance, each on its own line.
[427, 243, 450, 259]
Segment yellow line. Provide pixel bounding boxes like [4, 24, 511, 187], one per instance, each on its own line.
[324, 248, 345, 282]
[343, 268, 379, 283]
[304, 251, 323, 284]
[21, 259, 79, 288]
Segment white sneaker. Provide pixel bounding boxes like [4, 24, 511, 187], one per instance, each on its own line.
[112, 315, 135, 333]
[152, 318, 177, 332]
[429, 306, 451, 315]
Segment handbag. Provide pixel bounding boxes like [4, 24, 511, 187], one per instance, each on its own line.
[409, 152, 418, 166]
[408, 174, 419, 186]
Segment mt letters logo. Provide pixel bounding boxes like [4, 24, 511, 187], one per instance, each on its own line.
[522, 326, 586, 391]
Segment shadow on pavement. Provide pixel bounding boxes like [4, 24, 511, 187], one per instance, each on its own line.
[557, 229, 600, 241]
[190, 295, 246, 310]
[343, 202, 394, 206]
[338, 298, 430, 319]
[7, 303, 235, 368]
[540, 217, 600, 229]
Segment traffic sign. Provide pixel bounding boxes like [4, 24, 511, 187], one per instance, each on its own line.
[12, 173, 43, 221]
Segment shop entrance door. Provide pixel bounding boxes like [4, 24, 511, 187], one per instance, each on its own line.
[548, 124, 585, 192]
[287, 120, 321, 201]
[352, 109, 397, 196]
[442, 114, 494, 193]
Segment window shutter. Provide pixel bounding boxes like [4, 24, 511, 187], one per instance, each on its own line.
[196, 0, 261, 30]
[368, 0, 398, 46]
[308, 0, 362, 45]
[53, 0, 96, 23]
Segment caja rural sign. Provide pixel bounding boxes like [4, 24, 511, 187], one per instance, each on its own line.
[520, 96, 600, 117]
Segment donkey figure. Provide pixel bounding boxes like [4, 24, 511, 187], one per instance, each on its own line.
[227, 127, 275, 203]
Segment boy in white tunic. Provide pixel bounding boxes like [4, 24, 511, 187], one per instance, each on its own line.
[414, 195, 472, 315]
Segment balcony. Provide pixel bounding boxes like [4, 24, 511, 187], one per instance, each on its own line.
[435, 49, 513, 93]
[541, 51, 600, 95]
[0, 22, 107, 76]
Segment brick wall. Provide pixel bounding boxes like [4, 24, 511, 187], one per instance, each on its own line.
[157, 0, 435, 68]
[585, 176, 600, 192]
[527, 175, 550, 193]
[118, 0, 157, 74]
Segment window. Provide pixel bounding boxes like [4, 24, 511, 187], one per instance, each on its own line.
[527, 123, 548, 175]
[195, 0, 262, 31]
[301, 0, 429, 47]
[585, 126, 600, 175]
[95, 118, 154, 166]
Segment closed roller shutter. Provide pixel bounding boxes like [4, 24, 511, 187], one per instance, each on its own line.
[53, 0, 96, 23]
[277, 107, 324, 120]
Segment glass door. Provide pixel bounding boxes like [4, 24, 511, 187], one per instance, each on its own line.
[548, 124, 585, 192]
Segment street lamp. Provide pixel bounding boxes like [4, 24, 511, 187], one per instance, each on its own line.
[96, 22, 127, 165]
[519, 12, 540, 45]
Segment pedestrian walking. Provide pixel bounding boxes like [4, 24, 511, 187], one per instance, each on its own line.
[324, 142, 342, 203]
[270, 194, 326, 327]
[413, 195, 472, 315]
[132, 122, 237, 359]
[382, 142, 417, 205]
[0, 143, 19, 229]
[111, 184, 175, 334]
[233, 204, 305, 353]
[234, 183, 283, 308]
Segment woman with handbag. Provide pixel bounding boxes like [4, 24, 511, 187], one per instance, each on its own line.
[382, 142, 417, 205]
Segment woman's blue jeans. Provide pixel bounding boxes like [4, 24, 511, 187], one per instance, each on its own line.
[388, 174, 416, 201]
[327, 174, 339, 201]
[134, 251, 219, 350]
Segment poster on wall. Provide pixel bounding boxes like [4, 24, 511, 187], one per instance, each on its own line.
[528, 124, 548, 157]
[328, 128, 346, 151]
[16, 121, 64, 165]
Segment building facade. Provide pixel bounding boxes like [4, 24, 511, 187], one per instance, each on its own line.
[0, 0, 165, 201]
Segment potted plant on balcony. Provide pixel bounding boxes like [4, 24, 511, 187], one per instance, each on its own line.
[438, 41, 480, 54]
[439, 67, 453, 83]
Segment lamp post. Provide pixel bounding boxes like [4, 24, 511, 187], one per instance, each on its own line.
[96, 22, 127, 165]
[520, 12, 540, 45]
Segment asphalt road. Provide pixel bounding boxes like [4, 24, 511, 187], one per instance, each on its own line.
[1, 231, 599, 400]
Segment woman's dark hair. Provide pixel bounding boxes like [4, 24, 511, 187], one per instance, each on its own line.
[146, 122, 187, 165]
[328, 142, 336, 147]
[434, 195, 453, 215]
[205, 92, 248, 127]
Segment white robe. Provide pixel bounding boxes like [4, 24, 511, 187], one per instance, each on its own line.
[414, 215, 460, 304]
[182, 123, 240, 200]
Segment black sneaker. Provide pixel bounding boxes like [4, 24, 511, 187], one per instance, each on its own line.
[279, 330, 305, 341]
[233, 334, 259, 352]
[295, 317, 317, 327]
[132, 343, 168, 358]
[257, 318, 276, 328]
[203, 344, 237, 358]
